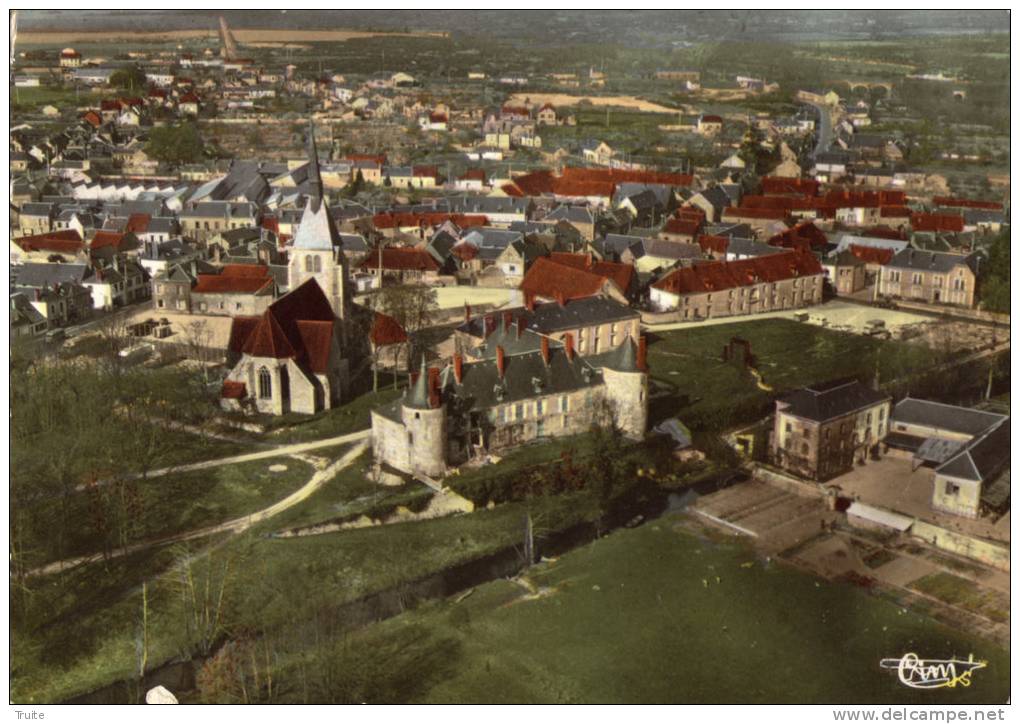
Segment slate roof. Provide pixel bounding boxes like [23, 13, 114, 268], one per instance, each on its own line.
[458, 297, 638, 339]
[885, 249, 978, 274]
[936, 419, 1010, 483]
[14, 262, 89, 288]
[777, 378, 889, 423]
[891, 398, 1006, 438]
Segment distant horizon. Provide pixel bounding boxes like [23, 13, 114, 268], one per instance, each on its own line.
[15, 9, 1010, 40]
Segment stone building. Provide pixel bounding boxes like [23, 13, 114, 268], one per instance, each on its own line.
[649, 249, 824, 318]
[220, 279, 351, 416]
[371, 335, 649, 479]
[771, 378, 891, 481]
[877, 249, 979, 308]
[454, 297, 641, 360]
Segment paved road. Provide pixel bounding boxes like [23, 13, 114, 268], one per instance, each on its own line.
[31, 440, 369, 578]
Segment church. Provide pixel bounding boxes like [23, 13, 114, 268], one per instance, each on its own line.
[220, 122, 369, 415]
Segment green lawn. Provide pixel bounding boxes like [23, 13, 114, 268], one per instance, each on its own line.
[645, 319, 933, 431]
[255, 516, 1009, 704]
[260, 385, 403, 444]
[19, 455, 313, 566]
[911, 572, 1009, 624]
[10, 85, 83, 110]
[11, 489, 598, 704]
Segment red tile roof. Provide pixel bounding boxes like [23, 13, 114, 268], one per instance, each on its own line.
[345, 153, 387, 165]
[932, 196, 1003, 211]
[412, 165, 439, 178]
[460, 168, 487, 181]
[768, 221, 828, 251]
[760, 177, 819, 197]
[370, 311, 408, 347]
[561, 166, 693, 187]
[823, 188, 906, 208]
[911, 212, 965, 233]
[520, 256, 608, 303]
[663, 217, 702, 236]
[220, 381, 247, 399]
[700, 115, 723, 124]
[358, 246, 441, 272]
[879, 206, 911, 218]
[82, 111, 102, 128]
[652, 250, 821, 295]
[724, 207, 789, 220]
[179, 92, 200, 104]
[193, 264, 274, 294]
[546, 252, 635, 295]
[228, 279, 337, 374]
[696, 234, 730, 255]
[848, 244, 894, 265]
[450, 242, 479, 261]
[89, 231, 130, 251]
[15, 229, 85, 254]
[124, 213, 151, 233]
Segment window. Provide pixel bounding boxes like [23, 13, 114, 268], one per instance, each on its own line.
[536, 399, 544, 415]
[560, 396, 569, 413]
[866, 412, 872, 425]
[879, 408, 885, 421]
[313, 256, 322, 273]
[912, 273, 922, 285]
[785, 422, 792, 433]
[933, 275, 943, 287]
[945, 482, 960, 497]
[801, 442, 809, 455]
[305, 256, 313, 272]
[515, 403, 524, 420]
[258, 367, 272, 399]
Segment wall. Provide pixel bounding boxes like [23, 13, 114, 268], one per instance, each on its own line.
[911, 519, 1009, 572]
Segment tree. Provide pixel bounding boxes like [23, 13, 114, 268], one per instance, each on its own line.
[980, 229, 1010, 313]
[344, 168, 365, 198]
[111, 65, 147, 93]
[144, 122, 205, 166]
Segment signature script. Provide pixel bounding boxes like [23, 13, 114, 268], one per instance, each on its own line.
[880, 653, 987, 689]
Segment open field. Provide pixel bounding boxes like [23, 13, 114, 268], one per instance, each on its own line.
[507, 92, 681, 114]
[15, 29, 448, 44]
[256, 515, 1010, 703]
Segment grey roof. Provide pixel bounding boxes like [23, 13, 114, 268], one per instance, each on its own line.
[10, 292, 47, 328]
[632, 238, 702, 261]
[694, 186, 731, 211]
[147, 217, 179, 234]
[20, 202, 54, 217]
[778, 379, 889, 423]
[886, 249, 978, 274]
[962, 209, 1007, 225]
[457, 297, 638, 338]
[613, 183, 672, 207]
[448, 196, 529, 215]
[936, 419, 1010, 483]
[467, 318, 551, 359]
[600, 233, 645, 258]
[406, 357, 432, 409]
[652, 418, 693, 450]
[462, 227, 524, 250]
[891, 398, 1006, 438]
[439, 345, 603, 412]
[545, 205, 594, 225]
[14, 262, 89, 288]
[182, 201, 258, 220]
[833, 234, 910, 255]
[914, 437, 965, 466]
[704, 222, 754, 239]
[726, 237, 786, 258]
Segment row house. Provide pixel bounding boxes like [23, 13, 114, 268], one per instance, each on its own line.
[877, 249, 979, 308]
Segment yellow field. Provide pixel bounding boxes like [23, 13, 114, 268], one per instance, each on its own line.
[506, 92, 680, 114]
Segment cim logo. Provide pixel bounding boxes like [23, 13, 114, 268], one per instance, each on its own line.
[880, 653, 987, 690]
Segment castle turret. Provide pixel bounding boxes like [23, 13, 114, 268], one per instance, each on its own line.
[401, 357, 446, 477]
[600, 335, 648, 439]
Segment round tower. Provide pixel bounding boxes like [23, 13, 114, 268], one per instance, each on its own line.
[601, 335, 649, 440]
[401, 358, 447, 478]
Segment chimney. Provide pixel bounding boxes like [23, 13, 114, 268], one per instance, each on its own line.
[525, 294, 535, 311]
[464, 302, 471, 323]
[638, 335, 648, 371]
[484, 314, 494, 337]
[564, 332, 575, 361]
[428, 367, 440, 408]
[555, 291, 566, 307]
[541, 336, 550, 366]
[503, 311, 512, 333]
[454, 353, 463, 383]
[496, 345, 506, 378]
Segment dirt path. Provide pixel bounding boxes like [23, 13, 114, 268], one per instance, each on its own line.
[31, 441, 368, 578]
[75, 429, 371, 492]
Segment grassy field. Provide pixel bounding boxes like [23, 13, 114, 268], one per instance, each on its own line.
[259, 380, 404, 444]
[911, 572, 1009, 624]
[20, 456, 313, 565]
[11, 481, 598, 703]
[645, 319, 933, 431]
[256, 515, 1010, 704]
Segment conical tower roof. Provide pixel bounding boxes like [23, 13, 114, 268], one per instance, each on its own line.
[405, 356, 432, 409]
[605, 334, 639, 372]
[292, 116, 342, 251]
[306, 116, 323, 211]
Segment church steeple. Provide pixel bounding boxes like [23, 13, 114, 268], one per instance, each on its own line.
[306, 115, 323, 212]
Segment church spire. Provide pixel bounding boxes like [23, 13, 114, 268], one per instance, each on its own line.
[306, 115, 323, 211]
